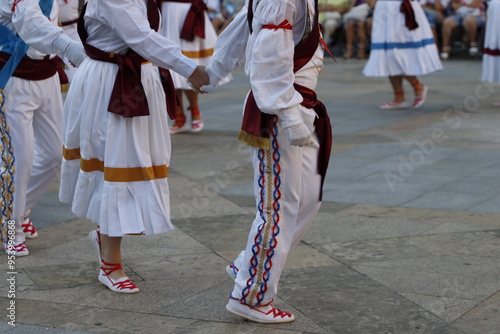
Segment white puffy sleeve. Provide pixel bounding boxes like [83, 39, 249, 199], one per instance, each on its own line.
[3, 0, 74, 55]
[248, 0, 303, 117]
[208, 5, 250, 80]
[96, 0, 198, 79]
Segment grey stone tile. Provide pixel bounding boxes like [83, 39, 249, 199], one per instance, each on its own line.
[60, 308, 196, 334]
[125, 253, 229, 280]
[303, 213, 440, 245]
[404, 230, 500, 257]
[77, 274, 228, 313]
[399, 293, 481, 322]
[2, 324, 94, 334]
[316, 238, 432, 265]
[468, 195, 500, 214]
[352, 255, 500, 300]
[171, 321, 310, 334]
[403, 191, 494, 212]
[4, 299, 97, 329]
[452, 291, 500, 334]
[279, 267, 462, 334]
[158, 280, 326, 333]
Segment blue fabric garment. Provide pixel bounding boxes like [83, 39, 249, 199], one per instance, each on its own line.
[371, 38, 435, 51]
[0, 0, 54, 89]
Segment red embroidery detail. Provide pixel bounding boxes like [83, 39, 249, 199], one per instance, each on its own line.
[262, 19, 292, 31]
[11, 0, 22, 12]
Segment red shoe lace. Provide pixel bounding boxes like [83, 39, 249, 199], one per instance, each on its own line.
[171, 114, 187, 129]
[22, 219, 36, 235]
[268, 307, 293, 319]
[7, 242, 27, 253]
[101, 259, 138, 291]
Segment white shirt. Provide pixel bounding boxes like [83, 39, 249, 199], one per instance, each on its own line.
[209, 0, 323, 116]
[83, 0, 197, 79]
[0, 0, 71, 59]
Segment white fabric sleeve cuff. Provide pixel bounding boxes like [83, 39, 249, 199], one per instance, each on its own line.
[53, 34, 73, 53]
[277, 105, 302, 128]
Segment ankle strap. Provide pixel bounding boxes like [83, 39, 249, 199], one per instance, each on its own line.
[101, 259, 123, 276]
[188, 106, 200, 116]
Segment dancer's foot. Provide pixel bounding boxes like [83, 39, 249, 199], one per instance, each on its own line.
[169, 113, 189, 134]
[188, 106, 204, 132]
[380, 101, 408, 110]
[4, 241, 29, 256]
[413, 85, 428, 108]
[99, 260, 139, 293]
[226, 299, 295, 323]
[22, 217, 38, 239]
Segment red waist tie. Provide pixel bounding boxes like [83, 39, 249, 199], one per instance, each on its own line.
[241, 84, 332, 201]
[400, 0, 419, 30]
[0, 51, 68, 85]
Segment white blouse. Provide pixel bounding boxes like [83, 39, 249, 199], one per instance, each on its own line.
[83, 0, 197, 79]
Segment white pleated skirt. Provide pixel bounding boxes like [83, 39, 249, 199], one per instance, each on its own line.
[159, 2, 218, 90]
[363, 0, 442, 77]
[59, 58, 174, 237]
[482, 0, 500, 83]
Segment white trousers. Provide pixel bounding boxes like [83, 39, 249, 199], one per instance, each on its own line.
[2, 74, 63, 243]
[230, 109, 322, 307]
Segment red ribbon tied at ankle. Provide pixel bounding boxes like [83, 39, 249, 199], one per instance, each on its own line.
[262, 20, 292, 31]
[400, 0, 419, 31]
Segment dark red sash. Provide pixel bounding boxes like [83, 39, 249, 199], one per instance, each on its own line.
[400, 0, 418, 30]
[160, 0, 207, 41]
[78, 0, 177, 118]
[0, 51, 68, 85]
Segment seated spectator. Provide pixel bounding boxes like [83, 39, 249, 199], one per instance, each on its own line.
[440, 0, 486, 59]
[319, 0, 350, 46]
[420, 0, 447, 46]
[364, 0, 377, 42]
[209, 0, 241, 35]
[342, 0, 372, 59]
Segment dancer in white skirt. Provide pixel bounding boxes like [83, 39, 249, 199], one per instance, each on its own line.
[0, 0, 86, 257]
[201, 0, 332, 323]
[482, 0, 500, 105]
[60, 0, 208, 293]
[363, 0, 442, 109]
[158, 0, 218, 134]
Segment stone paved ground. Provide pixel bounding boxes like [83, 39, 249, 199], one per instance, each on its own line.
[1, 58, 500, 334]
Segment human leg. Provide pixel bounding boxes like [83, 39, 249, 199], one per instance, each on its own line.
[25, 75, 63, 213]
[184, 89, 204, 132]
[404, 76, 428, 108]
[228, 120, 314, 322]
[463, 16, 479, 56]
[441, 16, 459, 59]
[2, 78, 37, 255]
[89, 230, 139, 293]
[357, 21, 367, 58]
[380, 76, 407, 109]
[169, 90, 189, 134]
[343, 21, 355, 59]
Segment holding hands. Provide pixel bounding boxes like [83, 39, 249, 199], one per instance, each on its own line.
[188, 66, 210, 93]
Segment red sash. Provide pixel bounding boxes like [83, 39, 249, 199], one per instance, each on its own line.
[400, 0, 419, 30]
[160, 0, 207, 41]
[0, 51, 68, 85]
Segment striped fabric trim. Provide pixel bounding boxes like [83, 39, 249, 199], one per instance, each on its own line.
[62, 147, 168, 182]
[182, 48, 214, 58]
[371, 38, 435, 50]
